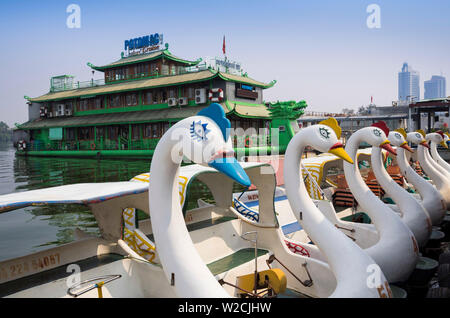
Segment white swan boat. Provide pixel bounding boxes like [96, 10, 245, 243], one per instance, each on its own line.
[393, 129, 446, 226]
[146, 105, 386, 298]
[376, 128, 432, 247]
[411, 130, 450, 210]
[340, 124, 419, 283]
[0, 161, 312, 298]
[273, 124, 418, 283]
[0, 104, 389, 298]
[427, 131, 450, 174]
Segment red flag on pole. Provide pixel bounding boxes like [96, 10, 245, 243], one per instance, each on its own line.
[222, 35, 226, 55]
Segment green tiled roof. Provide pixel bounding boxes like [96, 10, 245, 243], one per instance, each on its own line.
[28, 70, 217, 102]
[88, 50, 201, 71]
[27, 70, 275, 103]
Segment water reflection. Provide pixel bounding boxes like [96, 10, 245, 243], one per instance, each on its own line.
[0, 146, 150, 261]
[0, 147, 244, 262]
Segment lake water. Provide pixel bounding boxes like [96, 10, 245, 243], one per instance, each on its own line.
[0, 145, 151, 262]
[0, 145, 220, 262]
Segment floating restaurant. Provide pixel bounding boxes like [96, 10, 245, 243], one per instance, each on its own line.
[16, 34, 306, 158]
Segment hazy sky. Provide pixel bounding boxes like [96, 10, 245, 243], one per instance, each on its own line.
[0, 0, 449, 127]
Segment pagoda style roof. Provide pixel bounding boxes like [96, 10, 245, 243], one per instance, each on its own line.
[224, 100, 271, 118]
[27, 69, 275, 103]
[88, 49, 202, 71]
[219, 72, 276, 89]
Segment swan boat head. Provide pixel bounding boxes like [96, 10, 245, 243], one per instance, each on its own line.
[388, 128, 414, 153]
[407, 130, 430, 149]
[287, 119, 393, 297]
[167, 103, 251, 187]
[426, 131, 448, 149]
[353, 121, 398, 156]
[309, 118, 354, 163]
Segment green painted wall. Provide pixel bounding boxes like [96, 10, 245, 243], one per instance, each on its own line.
[271, 118, 295, 151]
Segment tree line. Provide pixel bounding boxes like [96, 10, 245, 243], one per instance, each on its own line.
[0, 122, 13, 144]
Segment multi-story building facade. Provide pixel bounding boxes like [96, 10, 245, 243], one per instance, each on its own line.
[398, 62, 420, 103]
[16, 36, 305, 158]
[424, 75, 446, 99]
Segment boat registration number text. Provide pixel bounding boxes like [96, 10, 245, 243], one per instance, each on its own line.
[0, 253, 61, 282]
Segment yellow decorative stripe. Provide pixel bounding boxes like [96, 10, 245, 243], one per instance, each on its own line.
[131, 173, 189, 207]
[178, 176, 188, 207]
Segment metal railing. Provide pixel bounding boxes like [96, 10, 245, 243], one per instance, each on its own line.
[50, 79, 106, 92]
[23, 134, 271, 152]
[49, 63, 210, 93]
[26, 138, 160, 152]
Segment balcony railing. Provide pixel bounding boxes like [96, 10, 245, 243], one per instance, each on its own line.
[23, 134, 272, 153]
[50, 79, 106, 92]
[49, 63, 210, 93]
[27, 138, 160, 152]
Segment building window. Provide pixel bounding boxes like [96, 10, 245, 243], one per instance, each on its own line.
[162, 122, 170, 134]
[123, 67, 130, 79]
[187, 87, 194, 99]
[66, 128, 76, 140]
[108, 126, 119, 140]
[131, 125, 141, 140]
[79, 100, 87, 111]
[78, 97, 103, 111]
[96, 127, 105, 140]
[150, 63, 157, 75]
[78, 127, 93, 140]
[151, 123, 160, 138]
[110, 94, 122, 108]
[126, 93, 138, 106]
[107, 70, 114, 82]
[136, 63, 148, 77]
[143, 90, 153, 105]
[161, 64, 169, 76]
[143, 123, 162, 139]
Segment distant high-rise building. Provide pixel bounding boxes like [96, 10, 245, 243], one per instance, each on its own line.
[424, 75, 446, 99]
[398, 62, 420, 103]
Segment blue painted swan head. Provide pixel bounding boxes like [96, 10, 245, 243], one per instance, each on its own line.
[166, 103, 251, 187]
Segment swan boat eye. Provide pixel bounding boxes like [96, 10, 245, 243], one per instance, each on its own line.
[395, 133, 401, 139]
[319, 127, 330, 139]
[415, 133, 422, 139]
[373, 129, 381, 137]
[190, 120, 210, 141]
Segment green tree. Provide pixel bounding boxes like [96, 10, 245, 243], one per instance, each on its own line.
[0, 122, 13, 144]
